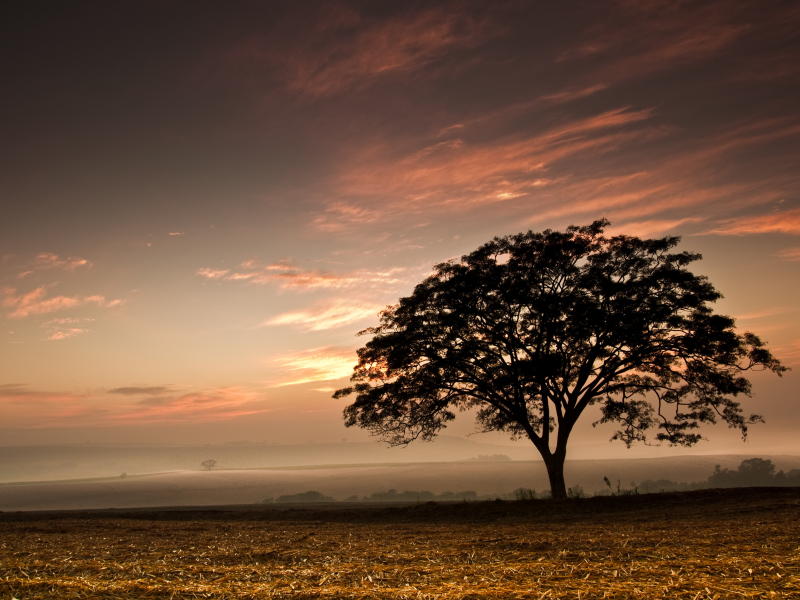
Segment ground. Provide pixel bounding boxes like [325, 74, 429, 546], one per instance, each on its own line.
[1, 488, 798, 598]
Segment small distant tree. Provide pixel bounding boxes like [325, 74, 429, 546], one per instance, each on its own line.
[201, 459, 217, 471]
[334, 220, 786, 499]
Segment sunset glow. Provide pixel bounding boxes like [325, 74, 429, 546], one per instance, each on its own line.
[1, 0, 798, 454]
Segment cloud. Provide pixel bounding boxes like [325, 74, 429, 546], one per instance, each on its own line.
[168, 232, 185, 236]
[2, 286, 81, 318]
[110, 387, 269, 424]
[606, 218, 703, 237]
[43, 317, 95, 325]
[1, 286, 124, 318]
[0, 384, 32, 396]
[197, 261, 407, 291]
[41, 317, 96, 341]
[0, 384, 271, 428]
[47, 328, 87, 340]
[34, 253, 93, 271]
[263, 300, 383, 331]
[556, 0, 749, 80]
[732, 307, 797, 321]
[777, 247, 800, 261]
[540, 83, 609, 104]
[108, 386, 172, 396]
[703, 209, 800, 235]
[197, 267, 230, 279]
[225, 6, 501, 97]
[320, 106, 661, 230]
[272, 347, 357, 386]
[312, 203, 383, 232]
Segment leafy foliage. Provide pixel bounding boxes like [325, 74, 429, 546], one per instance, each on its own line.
[335, 220, 786, 498]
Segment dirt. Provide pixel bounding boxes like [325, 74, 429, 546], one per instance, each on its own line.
[1, 487, 798, 598]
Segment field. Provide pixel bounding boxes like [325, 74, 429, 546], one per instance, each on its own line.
[1, 488, 798, 599]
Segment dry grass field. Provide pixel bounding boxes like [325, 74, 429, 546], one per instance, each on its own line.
[1, 488, 798, 599]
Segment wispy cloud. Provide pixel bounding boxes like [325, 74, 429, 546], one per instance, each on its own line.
[41, 317, 96, 341]
[47, 328, 88, 340]
[34, 253, 93, 271]
[1, 286, 124, 319]
[225, 6, 501, 98]
[272, 347, 357, 386]
[0, 384, 271, 428]
[541, 83, 609, 104]
[197, 267, 230, 279]
[112, 387, 268, 424]
[319, 107, 662, 230]
[108, 385, 172, 396]
[703, 209, 800, 235]
[607, 217, 704, 237]
[197, 261, 407, 291]
[777, 247, 800, 261]
[263, 300, 382, 331]
[2, 286, 81, 318]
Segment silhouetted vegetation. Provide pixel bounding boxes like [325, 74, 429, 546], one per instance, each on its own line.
[262, 457, 799, 506]
[200, 459, 217, 470]
[335, 221, 786, 499]
[636, 458, 800, 493]
[272, 490, 335, 503]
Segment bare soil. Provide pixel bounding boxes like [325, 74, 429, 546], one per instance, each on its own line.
[1, 487, 798, 598]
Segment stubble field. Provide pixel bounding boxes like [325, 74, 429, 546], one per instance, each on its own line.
[1, 488, 798, 599]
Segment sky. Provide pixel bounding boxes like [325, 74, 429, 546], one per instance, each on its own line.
[1, 0, 799, 456]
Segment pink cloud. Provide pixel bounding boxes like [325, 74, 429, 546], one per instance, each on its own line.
[2, 286, 81, 318]
[703, 209, 800, 235]
[168, 232, 185, 236]
[262, 300, 382, 331]
[607, 218, 703, 237]
[197, 261, 407, 291]
[47, 328, 87, 341]
[34, 253, 93, 271]
[226, 6, 501, 97]
[110, 387, 269, 425]
[43, 317, 95, 325]
[1, 287, 124, 319]
[197, 267, 230, 279]
[557, 1, 749, 82]
[312, 107, 663, 231]
[541, 83, 609, 104]
[0, 384, 271, 428]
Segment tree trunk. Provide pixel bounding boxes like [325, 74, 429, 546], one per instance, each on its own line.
[543, 452, 568, 500]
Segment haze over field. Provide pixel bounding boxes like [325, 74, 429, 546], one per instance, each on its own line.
[2, 1, 799, 468]
[3, 452, 799, 511]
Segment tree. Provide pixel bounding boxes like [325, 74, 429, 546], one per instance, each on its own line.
[334, 220, 787, 499]
[201, 459, 217, 471]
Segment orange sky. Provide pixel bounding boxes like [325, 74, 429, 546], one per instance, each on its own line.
[1, 0, 798, 456]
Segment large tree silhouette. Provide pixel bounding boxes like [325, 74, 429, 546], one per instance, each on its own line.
[334, 220, 786, 499]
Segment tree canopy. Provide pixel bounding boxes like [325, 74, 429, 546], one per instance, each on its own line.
[333, 220, 786, 499]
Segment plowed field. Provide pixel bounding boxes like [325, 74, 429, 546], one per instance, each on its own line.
[1, 488, 798, 598]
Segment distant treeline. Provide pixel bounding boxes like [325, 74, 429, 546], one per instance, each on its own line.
[259, 458, 800, 504]
[465, 454, 512, 462]
[634, 458, 800, 494]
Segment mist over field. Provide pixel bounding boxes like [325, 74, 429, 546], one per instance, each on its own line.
[2, 439, 798, 511]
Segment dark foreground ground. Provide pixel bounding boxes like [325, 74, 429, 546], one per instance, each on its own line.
[1, 488, 798, 598]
